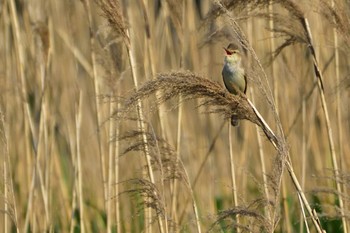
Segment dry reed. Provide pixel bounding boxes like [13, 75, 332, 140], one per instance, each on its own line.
[1, 0, 350, 232]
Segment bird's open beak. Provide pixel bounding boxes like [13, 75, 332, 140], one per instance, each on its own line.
[224, 47, 233, 55]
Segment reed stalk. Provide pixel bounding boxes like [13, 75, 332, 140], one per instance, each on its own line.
[76, 91, 85, 233]
[299, 98, 307, 233]
[331, 0, 347, 232]
[107, 97, 116, 233]
[170, 0, 185, 229]
[4, 158, 7, 233]
[247, 6, 271, 224]
[114, 101, 121, 233]
[8, 1, 38, 229]
[81, 0, 108, 213]
[228, 123, 239, 232]
[302, 16, 346, 232]
[251, 89, 270, 219]
[1, 109, 19, 233]
[122, 2, 164, 232]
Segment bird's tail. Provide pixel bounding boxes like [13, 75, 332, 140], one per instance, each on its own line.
[231, 114, 239, 127]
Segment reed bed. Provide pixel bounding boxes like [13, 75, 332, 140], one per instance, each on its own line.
[1, 0, 350, 232]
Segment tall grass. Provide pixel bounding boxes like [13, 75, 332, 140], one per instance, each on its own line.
[1, 0, 350, 232]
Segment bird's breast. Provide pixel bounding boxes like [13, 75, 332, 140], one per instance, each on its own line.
[222, 63, 246, 95]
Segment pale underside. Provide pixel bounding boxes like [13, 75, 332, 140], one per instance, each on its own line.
[222, 62, 246, 95]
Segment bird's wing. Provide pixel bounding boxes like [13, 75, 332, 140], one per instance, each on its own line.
[243, 74, 248, 94]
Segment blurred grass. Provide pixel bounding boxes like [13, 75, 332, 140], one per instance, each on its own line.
[0, 0, 350, 232]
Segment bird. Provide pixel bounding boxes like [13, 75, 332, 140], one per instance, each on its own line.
[222, 42, 247, 126]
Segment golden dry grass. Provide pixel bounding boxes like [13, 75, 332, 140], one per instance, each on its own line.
[1, 0, 350, 232]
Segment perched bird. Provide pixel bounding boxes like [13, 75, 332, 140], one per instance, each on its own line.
[222, 42, 247, 126]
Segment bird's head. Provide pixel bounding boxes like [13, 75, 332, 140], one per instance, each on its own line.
[224, 43, 242, 65]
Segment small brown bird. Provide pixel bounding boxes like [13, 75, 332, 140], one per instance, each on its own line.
[222, 43, 247, 126]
